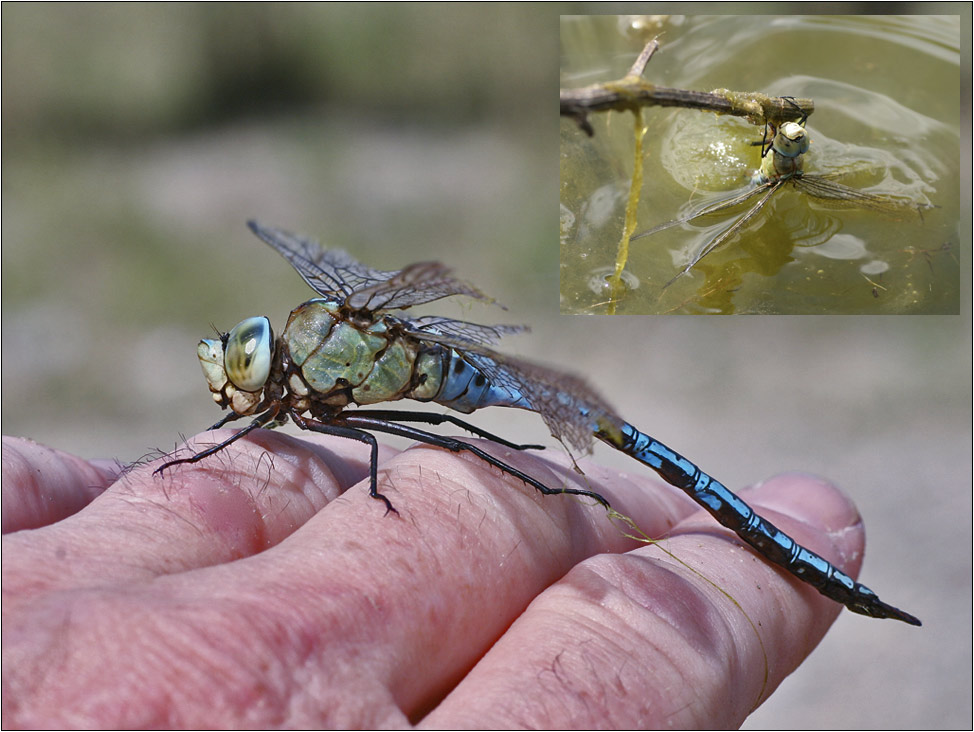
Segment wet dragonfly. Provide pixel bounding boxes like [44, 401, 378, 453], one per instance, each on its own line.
[633, 104, 929, 287]
[158, 220, 920, 626]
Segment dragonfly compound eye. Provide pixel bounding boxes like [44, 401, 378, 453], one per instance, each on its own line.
[774, 121, 810, 158]
[224, 316, 273, 392]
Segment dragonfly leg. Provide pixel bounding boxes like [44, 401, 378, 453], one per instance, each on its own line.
[341, 414, 611, 509]
[290, 412, 397, 515]
[207, 412, 244, 431]
[340, 409, 545, 451]
[780, 95, 808, 126]
[752, 122, 773, 158]
[154, 405, 281, 475]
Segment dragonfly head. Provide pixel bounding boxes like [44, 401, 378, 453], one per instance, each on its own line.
[755, 121, 811, 185]
[198, 316, 274, 416]
[772, 121, 810, 159]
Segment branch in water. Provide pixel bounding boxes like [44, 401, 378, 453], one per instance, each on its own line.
[561, 39, 814, 136]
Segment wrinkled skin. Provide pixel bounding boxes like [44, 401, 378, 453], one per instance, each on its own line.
[2, 431, 858, 728]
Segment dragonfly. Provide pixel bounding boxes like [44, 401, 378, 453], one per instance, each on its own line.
[633, 104, 928, 287]
[157, 220, 921, 626]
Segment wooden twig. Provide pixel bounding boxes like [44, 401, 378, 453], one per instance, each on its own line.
[561, 39, 814, 136]
[626, 38, 659, 77]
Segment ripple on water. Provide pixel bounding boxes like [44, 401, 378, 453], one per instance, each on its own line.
[807, 233, 867, 260]
[860, 259, 891, 275]
[586, 266, 640, 297]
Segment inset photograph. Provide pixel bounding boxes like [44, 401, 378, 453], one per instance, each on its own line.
[560, 14, 960, 314]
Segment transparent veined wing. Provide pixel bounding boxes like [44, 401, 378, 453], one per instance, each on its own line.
[399, 323, 620, 455]
[792, 174, 927, 215]
[631, 181, 777, 243]
[408, 316, 528, 347]
[248, 220, 497, 312]
[662, 180, 784, 287]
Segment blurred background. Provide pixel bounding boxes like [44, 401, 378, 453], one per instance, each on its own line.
[2, 4, 971, 729]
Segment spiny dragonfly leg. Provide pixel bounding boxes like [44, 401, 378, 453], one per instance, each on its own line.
[342, 414, 611, 509]
[344, 410, 545, 451]
[290, 413, 396, 515]
[752, 122, 774, 157]
[780, 95, 808, 126]
[154, 406, 280, 475]
[207, 412, 244, 431]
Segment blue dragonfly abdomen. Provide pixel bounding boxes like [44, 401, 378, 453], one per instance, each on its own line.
[428, 350, 531, 413]
[426, 382, 922, 626]
[595, 420, 920, 624]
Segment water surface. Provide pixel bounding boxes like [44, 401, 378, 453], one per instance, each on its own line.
[561, 14, 961, 314]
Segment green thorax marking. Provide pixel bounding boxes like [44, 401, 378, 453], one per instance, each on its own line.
[282, 299, 443, 406]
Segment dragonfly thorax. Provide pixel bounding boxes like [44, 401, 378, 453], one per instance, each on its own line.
[197, 316, 275, 416]
[281, 299, 443, 413]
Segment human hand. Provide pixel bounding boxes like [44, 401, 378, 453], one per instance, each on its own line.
[2, 431, 857, 728]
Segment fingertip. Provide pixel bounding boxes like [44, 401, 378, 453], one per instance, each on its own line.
[1, 437, 113, 532]
[746, 472, 864, 536]
[740, 471, 867, 581]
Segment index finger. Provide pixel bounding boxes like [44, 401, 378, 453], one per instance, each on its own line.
[1, 429, 383, 601]
[1, 437, 118, 532]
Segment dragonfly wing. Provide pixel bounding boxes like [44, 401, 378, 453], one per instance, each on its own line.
[349, 261, 501, 311]
[793, 176, 921, 214]
[463, 347, 619, 454]
[409, 316, 528, 347]
[248, 220, 501, 311]
[664, 180, 783, 288]
[632, 183, 774, 242]
[248, 220, 398, 302]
